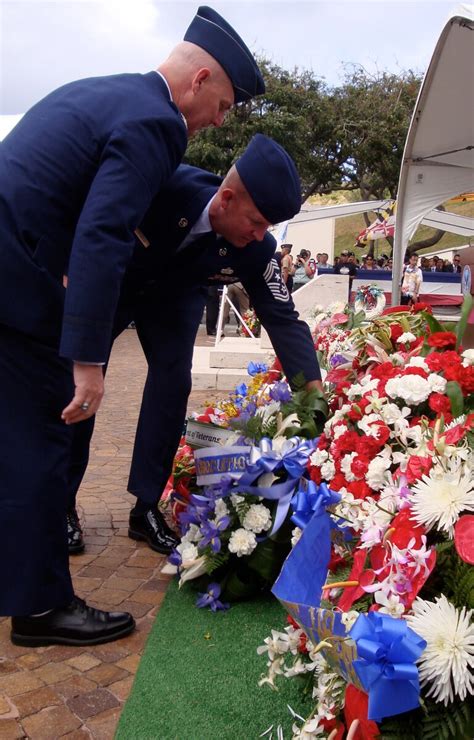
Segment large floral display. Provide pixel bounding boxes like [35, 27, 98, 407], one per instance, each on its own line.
[163, 297, 473, 739]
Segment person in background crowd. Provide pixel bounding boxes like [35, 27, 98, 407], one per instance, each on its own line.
[442, 258, 454, 273]
[384, 258, 393, 271]
[435, 257, 445, 272]
[453, 254, 462, 273]
[292, 249, 317, 290]
[364, 255, 378, 270]
[65, 136, 323, 562]
[280, 243, 294, 293]
[316, 252, 332, 269]
[0, 4, 265, 647]
[428, 257, 438, 272]
[420, 256, 430, 271]
[334, 250, 357, 298]
[400, 253, 423, 306]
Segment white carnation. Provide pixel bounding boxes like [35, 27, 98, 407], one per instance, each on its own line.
[408, 356, 430, 371]
[228, 528, 257, 557]
[310, 449, 329, 467]
[366, 450, 392, 490]
[427, 372, 447, 394]
[385, 375, 431, 405]
[340, 452, 358, 482]
[181, 523, 202, 544]
[380, 403, 410, 425]
[397, 331, 416, 344]
[242, 504, 272, 533]
[462, 348, 474, 366]
[214, 498, 229, 520]
[230, 493, 245, 507]
[320, 460, 336, 481]
[176, 541, 199, 563]
[291, 527, 303, 547]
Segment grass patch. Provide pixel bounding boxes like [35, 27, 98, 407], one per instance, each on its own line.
[116, 581, 312, 740]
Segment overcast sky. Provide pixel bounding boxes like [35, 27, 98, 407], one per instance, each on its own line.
[0, 0, 459, 115]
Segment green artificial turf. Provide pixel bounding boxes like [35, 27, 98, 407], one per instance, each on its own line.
[116, 581, 312, 739]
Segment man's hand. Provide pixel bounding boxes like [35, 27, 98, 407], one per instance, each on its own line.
[61, 363, 105, 425]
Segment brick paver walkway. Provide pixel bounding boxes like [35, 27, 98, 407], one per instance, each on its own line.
[0, 328, 219, 739]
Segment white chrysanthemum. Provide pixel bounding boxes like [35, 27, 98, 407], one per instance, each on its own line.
[409, 462, 474, 536]
[406, 596, 474, 704]
[228, 527, 257, 557]
[397, 331, 416, 344]
[242, 503, 272, 533]
[385, 375, 431, 405]
[427, 372, 447, 394]
[320, 460, 336, 481]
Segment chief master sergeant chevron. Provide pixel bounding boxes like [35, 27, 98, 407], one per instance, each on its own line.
[0, 6, 264, 646]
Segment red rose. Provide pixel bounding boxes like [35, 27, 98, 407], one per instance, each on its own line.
[428, 331, 457, 348]
[428, 392, 452, 415]
[405, 455, 433, 484]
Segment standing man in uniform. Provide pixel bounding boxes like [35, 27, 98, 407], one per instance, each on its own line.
[0, 6, 265, 646]
[66, 135, 323, 555]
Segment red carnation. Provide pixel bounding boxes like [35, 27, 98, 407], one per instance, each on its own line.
[428, 331, 457, 348]
[347, 479, 373, 499]
[412, 302, 432, 314]
[405, 455, 433, 484]
[390, 323, 404, 342]
[428, 392, 451, 415]
[351, 456, 370, 479]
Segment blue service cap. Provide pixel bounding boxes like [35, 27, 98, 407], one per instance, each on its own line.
[235, 134, 301, 224]
[184, 6, 265, 103]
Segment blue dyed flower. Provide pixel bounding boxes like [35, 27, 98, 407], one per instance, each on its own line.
[247, 362, 268, 376]
[196, 582, 229, 612]
[269, 381, 292, 403]
[235, 382, 247, 397]
[168, 548, 182, 567]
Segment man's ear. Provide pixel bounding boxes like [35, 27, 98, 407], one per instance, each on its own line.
[220, 188, 234, 211]
[191, 67, 211, 94]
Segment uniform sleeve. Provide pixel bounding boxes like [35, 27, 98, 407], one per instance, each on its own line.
[60, 115, 187, 363]
[240, 258, 321, 384]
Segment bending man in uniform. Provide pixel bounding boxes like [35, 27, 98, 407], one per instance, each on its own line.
[0, 6, 264, 646]
[66, 135, 323, 556]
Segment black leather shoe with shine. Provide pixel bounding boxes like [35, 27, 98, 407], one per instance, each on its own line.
[128, 509, 179, 554]
[67, 507, 85, 554]
[11, 596, 135, 647]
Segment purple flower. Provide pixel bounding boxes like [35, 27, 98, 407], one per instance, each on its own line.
[235, 382, 247, 397]
[196, 582, 229, 612]
[198, 516, 230, 553]
[168, 548, 182, 567]
[330, 353, 346, 367]
[269, 381, 292, 403]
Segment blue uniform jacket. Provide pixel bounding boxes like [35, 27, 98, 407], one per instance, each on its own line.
[123, 165, 321, 383]
[0, 72, 187, 362]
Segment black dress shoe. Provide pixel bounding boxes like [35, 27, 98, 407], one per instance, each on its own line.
[11, 596, 135, 647]
[128, 509, 179, 554]
[67, 507, 85, 555]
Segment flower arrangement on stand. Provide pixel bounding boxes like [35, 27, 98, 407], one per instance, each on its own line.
[238, 308, 261, 337]
[258, 297, 474, 739]
[163, 362, 328, 608]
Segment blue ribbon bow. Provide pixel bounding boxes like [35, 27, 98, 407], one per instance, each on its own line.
[349, 612, 427, 721]
[290, 480, 341, 530]
[237, 437, 316, 537]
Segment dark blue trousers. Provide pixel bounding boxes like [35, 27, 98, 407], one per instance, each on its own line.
[0, 325, 75, 615]
[68, 285, 206, 509]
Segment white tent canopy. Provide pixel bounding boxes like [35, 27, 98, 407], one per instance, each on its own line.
[392, 4, 474, 301]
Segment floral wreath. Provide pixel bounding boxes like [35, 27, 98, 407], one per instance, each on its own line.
[354, 284, 386, 319]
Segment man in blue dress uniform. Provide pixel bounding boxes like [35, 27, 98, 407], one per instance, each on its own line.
[0, 6, 265, 646]
[66, 135, 323, 557]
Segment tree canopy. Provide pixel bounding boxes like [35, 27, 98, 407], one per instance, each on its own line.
[185, 60, 422, 205]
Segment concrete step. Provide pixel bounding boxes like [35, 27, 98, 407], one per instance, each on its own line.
[191, 344, 275, 390]
[209, 336, 272, 369]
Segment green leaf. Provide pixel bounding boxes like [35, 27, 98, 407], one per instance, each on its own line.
[423, 311, 444, 335]
[445, 381, 464, 418]
[456, 293, 473, 349]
